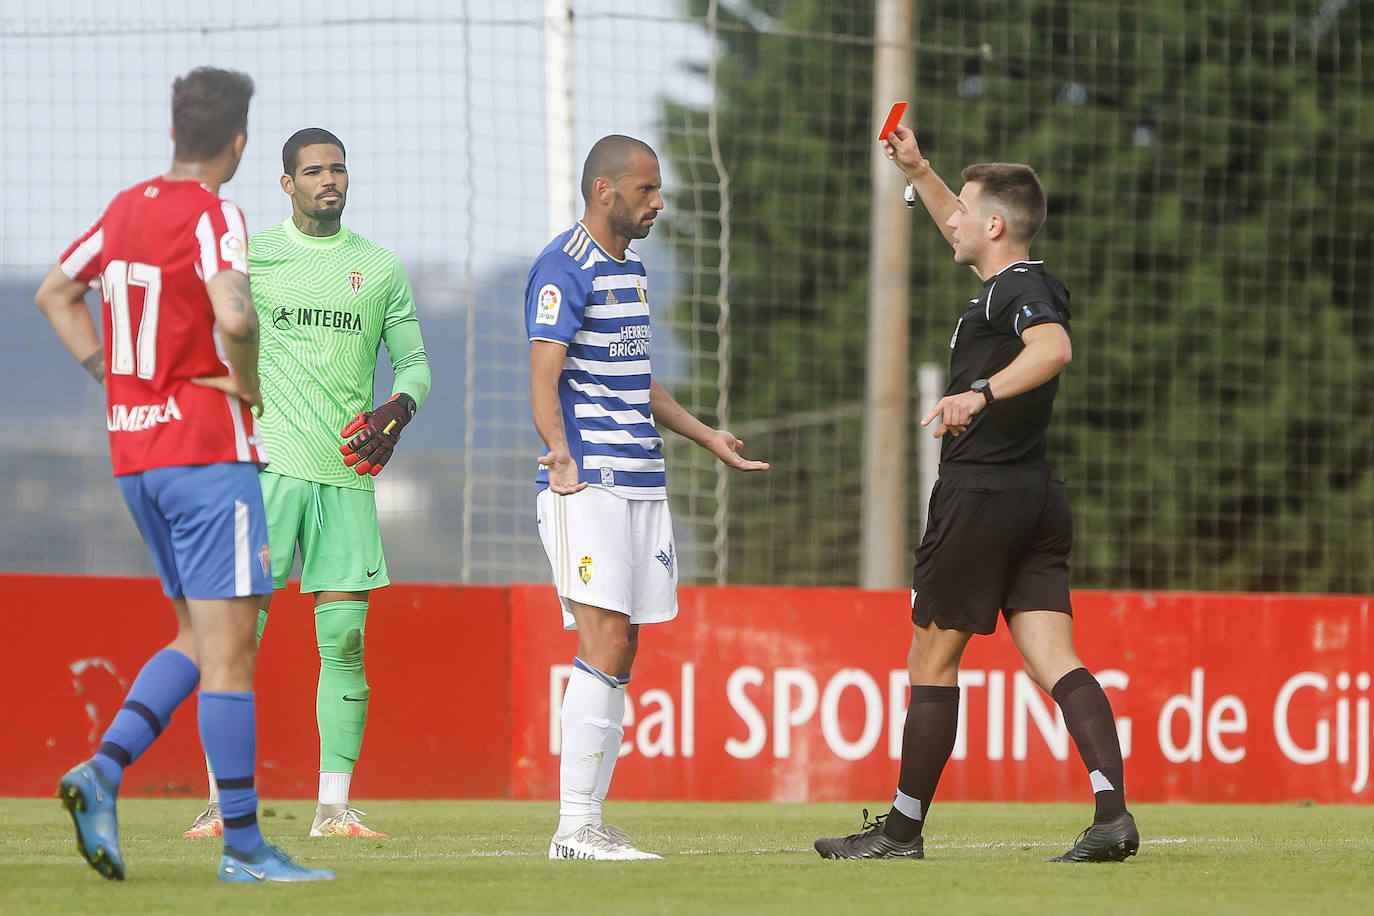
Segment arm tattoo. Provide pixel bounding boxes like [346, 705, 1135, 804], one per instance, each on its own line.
[225, 325, 259, 347]
[219, 273, 259, 343]
[81, 350, 105, 385]
[550, 405, 572, 452]
[224, 274, 253, 314]
[223, 317, 259, 345]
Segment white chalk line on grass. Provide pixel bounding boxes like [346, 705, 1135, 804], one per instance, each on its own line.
[675, 837, 1193, 856]
[398, 837, 1194, 859]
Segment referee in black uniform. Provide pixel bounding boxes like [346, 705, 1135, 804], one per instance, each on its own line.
[814, 123, 1138, 863]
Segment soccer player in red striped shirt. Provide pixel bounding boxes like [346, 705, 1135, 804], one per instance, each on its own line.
[36, 66, 334, 884]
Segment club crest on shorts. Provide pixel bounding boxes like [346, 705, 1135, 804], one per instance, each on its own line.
[578, 555, 596, 585]
[348, 270, 364, 295]
[258, 543, 271, 577]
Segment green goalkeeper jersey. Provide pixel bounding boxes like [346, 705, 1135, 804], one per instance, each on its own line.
[250, 218, 431, 491]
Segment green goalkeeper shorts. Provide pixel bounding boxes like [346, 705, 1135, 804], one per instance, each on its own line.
[260, 471, 389, 593]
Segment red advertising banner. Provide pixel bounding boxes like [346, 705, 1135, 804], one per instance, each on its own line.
[510, 587, 1373, 804]
[5, 575, 510, 800]
[4, 575, 1370, 804]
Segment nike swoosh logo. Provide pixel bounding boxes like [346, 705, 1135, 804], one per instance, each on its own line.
[240, 865, 267, 880]
[342, 695, 368, 702]
[366, 567, 380, 577]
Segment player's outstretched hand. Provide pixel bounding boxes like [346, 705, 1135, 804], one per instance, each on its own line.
[539, 449, 588, 494]
[339, 392, 417, 476]
[880, 124, 929, 179]
[192, 373, 263, 417]
[705, 429, 770, 472]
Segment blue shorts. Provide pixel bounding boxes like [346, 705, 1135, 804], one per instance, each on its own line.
[117, 463, 273, 600]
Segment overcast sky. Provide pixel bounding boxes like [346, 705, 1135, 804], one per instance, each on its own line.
[0, 0, 712, 291]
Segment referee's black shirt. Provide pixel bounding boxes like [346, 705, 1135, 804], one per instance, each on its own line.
[941, 260, 1071, 467]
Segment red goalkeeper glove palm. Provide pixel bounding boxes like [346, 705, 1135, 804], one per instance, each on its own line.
[339, 393, 417, 476]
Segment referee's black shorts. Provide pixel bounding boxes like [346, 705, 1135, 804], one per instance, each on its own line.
[911, 462, 1073, 635]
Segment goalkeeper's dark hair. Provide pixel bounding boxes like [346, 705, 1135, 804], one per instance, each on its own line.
[961, 162, 1047, 244]
[282, 128, 347, 176]
[171, 67, 254, 162]
[581, 134, 656, 203]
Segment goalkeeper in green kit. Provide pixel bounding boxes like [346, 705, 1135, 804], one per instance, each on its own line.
[184, 128, 430, 840]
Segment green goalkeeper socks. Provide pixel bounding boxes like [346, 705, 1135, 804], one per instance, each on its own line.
[314, 600, 370, 772]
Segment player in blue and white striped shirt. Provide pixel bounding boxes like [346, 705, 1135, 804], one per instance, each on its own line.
[528, 221, 665, 497]
[526, 135, 768, 861]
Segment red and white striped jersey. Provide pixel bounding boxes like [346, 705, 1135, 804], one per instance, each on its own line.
[60, 177, 268, 476]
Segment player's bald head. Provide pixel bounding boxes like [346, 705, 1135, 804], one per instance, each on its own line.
[580, 135, 657, 203]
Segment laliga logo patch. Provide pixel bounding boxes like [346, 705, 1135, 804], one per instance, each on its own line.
[219, 232, 245, 265]
[348, 270, 364, 296]
[258, 544, 271, 577]
[536, 283, 562, 325]
[579, 555, 596, 585]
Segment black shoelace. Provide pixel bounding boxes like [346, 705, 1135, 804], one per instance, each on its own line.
[856, 808, 887, 836]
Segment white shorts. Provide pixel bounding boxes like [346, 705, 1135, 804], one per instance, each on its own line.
[536, 486, 679, 630]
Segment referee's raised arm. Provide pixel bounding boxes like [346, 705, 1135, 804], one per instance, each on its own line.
[880, 124, 960, 248]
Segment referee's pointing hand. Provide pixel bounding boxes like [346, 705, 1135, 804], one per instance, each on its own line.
[921, 390, 986, 439]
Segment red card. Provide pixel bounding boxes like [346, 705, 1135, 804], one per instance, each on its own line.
[878, 101, 907, 140]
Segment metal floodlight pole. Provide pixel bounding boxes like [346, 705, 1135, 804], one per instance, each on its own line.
[860, 0, 915, 588]
[545, 0, 576, 235]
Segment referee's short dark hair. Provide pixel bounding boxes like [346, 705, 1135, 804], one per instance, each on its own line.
[171, 67, 254, 162]
[282, 128, 346, 176]
[962, 163, 1047, 244]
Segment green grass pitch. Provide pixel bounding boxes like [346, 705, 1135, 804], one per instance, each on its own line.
[2, 799, 1371, 914]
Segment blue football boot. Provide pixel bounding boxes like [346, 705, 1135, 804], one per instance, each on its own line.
[57, 760, 125, 880]
[218, 843, 337, 882]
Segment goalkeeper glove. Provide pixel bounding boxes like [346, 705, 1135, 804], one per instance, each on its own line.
[339, 392, 417, 476]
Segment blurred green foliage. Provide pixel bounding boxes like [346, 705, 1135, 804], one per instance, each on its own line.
[663, 0, 1373, 591]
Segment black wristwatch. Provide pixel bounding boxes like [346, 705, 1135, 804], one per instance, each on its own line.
[970, 378, 995, 404]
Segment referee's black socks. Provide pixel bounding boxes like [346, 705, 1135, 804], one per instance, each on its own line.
[1053, 667, 1128, 823]
[885, 685, 961, 842]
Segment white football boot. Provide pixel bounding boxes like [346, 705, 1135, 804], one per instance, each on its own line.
[548, 824, 661, 860]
